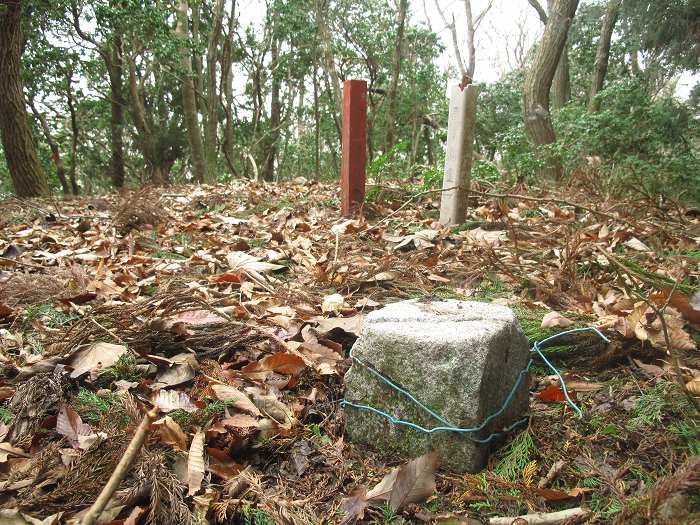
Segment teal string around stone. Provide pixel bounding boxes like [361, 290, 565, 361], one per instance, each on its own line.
[341, 326, 609, 443]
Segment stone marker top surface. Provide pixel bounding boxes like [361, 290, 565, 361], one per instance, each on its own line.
[358, 299, 520, 344]
[364, 299, 517, 324]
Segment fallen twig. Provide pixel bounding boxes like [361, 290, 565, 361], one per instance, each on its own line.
[537, 459, 565, 488]
[489, 507, 591, 525]
[81, 407, 158, 525]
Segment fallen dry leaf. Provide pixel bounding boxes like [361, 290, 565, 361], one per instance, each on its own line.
[321, 293, 345, 314]
[541, 311, 575, 329]
[211, 384, 261, 416]
[366, 452, 439, 511]
[154, 415, 188, 450]
[68, 342, 127, 379]
[56, 405, 102, 450]
[188, 430, 206, 496]
[152, 389, 198, 413]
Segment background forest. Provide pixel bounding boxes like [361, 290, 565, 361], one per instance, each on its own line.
[0, 0, 699, 203]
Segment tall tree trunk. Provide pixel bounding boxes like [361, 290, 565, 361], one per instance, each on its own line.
[221, 0, 238, 177]
[384, 0, 408, 152]
[191, 2, 203, 101]
[523, 0, 579, 180]
[204, 0, 225, 181]
[107, 33, 126, 188]
[65, 68, 80, 195]
[29, 100, 70, 195]
[128, 60, 164, 185]
[422, 120, 434, 165]
[313, 61, 321, 180]
[176, 0, 206, 183]
[0, 0, 49, 198]
[315, 0, 342, 134]
[263, 32, 281, 181]
[552, 47, 570, 108]
[527, 0, 570, 110]
[588, 0, 622, 112]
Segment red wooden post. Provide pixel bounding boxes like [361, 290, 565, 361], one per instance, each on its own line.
[341, 79, 367, 217]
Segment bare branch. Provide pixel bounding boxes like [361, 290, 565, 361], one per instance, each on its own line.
[433, 0, 466, 77]
[527, 0, 548, 24]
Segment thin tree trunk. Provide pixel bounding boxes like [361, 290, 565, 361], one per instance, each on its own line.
[313, 61, 321, 179]
[523, 0, 579, 180]
[263, 31, 281, 181]
[0, 0, 49, 198]
[630, 46, 640, 76]
[29, 100, 70, 195]
[191, 2, 203, 101]
[384, 0, 408, 152]
[108, 33, 126, 188]
[422, 120, 434, 165]
[176, 0, 206, 183]
[221, 0, 237, 177]
[315, 0, 342, 133]
[588, 0, 622, 112]
[434, 0, 466, 77]
[128, 59, 164, 185]
[463, 0, 476, 78]
[552, 47, 570, 108]
[204, 0, 225, 181]
[65, 68, 80, 195]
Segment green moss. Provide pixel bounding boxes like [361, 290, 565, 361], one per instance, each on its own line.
[24, 304, 77, 329]
[0, 407, 13, 424]
[472, 275, 510, 301]
[169, 409, 197, 430]
[73, 388, 116, 423]
[450, 220, 481, 233]
[96, 352, 142, 386]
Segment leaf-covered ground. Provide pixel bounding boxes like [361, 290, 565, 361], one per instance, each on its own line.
[0, 179, 699, 524]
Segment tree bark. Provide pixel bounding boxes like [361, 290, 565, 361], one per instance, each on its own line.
[29, 100, 70, 195]
[127, 59, 165, 185]
[221, 0, 238, 177]
[204, 0, 225, 181]
[263, 22, 281, 182]
[70, 0, 125, 189]
[463, 0, 476, 78]
[523, 0, 579, 180]
[315, 0, 342, 135]
[176, 0, 207, 183]
[107, 33, 126, 188]
[65, 69, 80, 195]
[527, 0, 570, 110]
[0, 0, 49, 198]
[384, 0, 408, 152]
[588, 0, 622, 112]
[313, 61, 321, 180]
[551, 47, 570, 108]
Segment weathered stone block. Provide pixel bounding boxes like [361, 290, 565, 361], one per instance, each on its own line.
[343, 299, 529, 473]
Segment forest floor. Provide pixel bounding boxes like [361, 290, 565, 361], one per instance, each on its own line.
[0, 178, 699, 525]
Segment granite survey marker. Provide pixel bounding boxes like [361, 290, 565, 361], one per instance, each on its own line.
[343, 299, 529, 472]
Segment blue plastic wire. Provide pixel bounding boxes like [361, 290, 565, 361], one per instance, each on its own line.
[341, 326, 610, 442]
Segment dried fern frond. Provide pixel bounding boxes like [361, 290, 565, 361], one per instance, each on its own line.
[522, 460, 538, 486]
[122, 449, 195, 525]
[7, 370, 66, 445]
